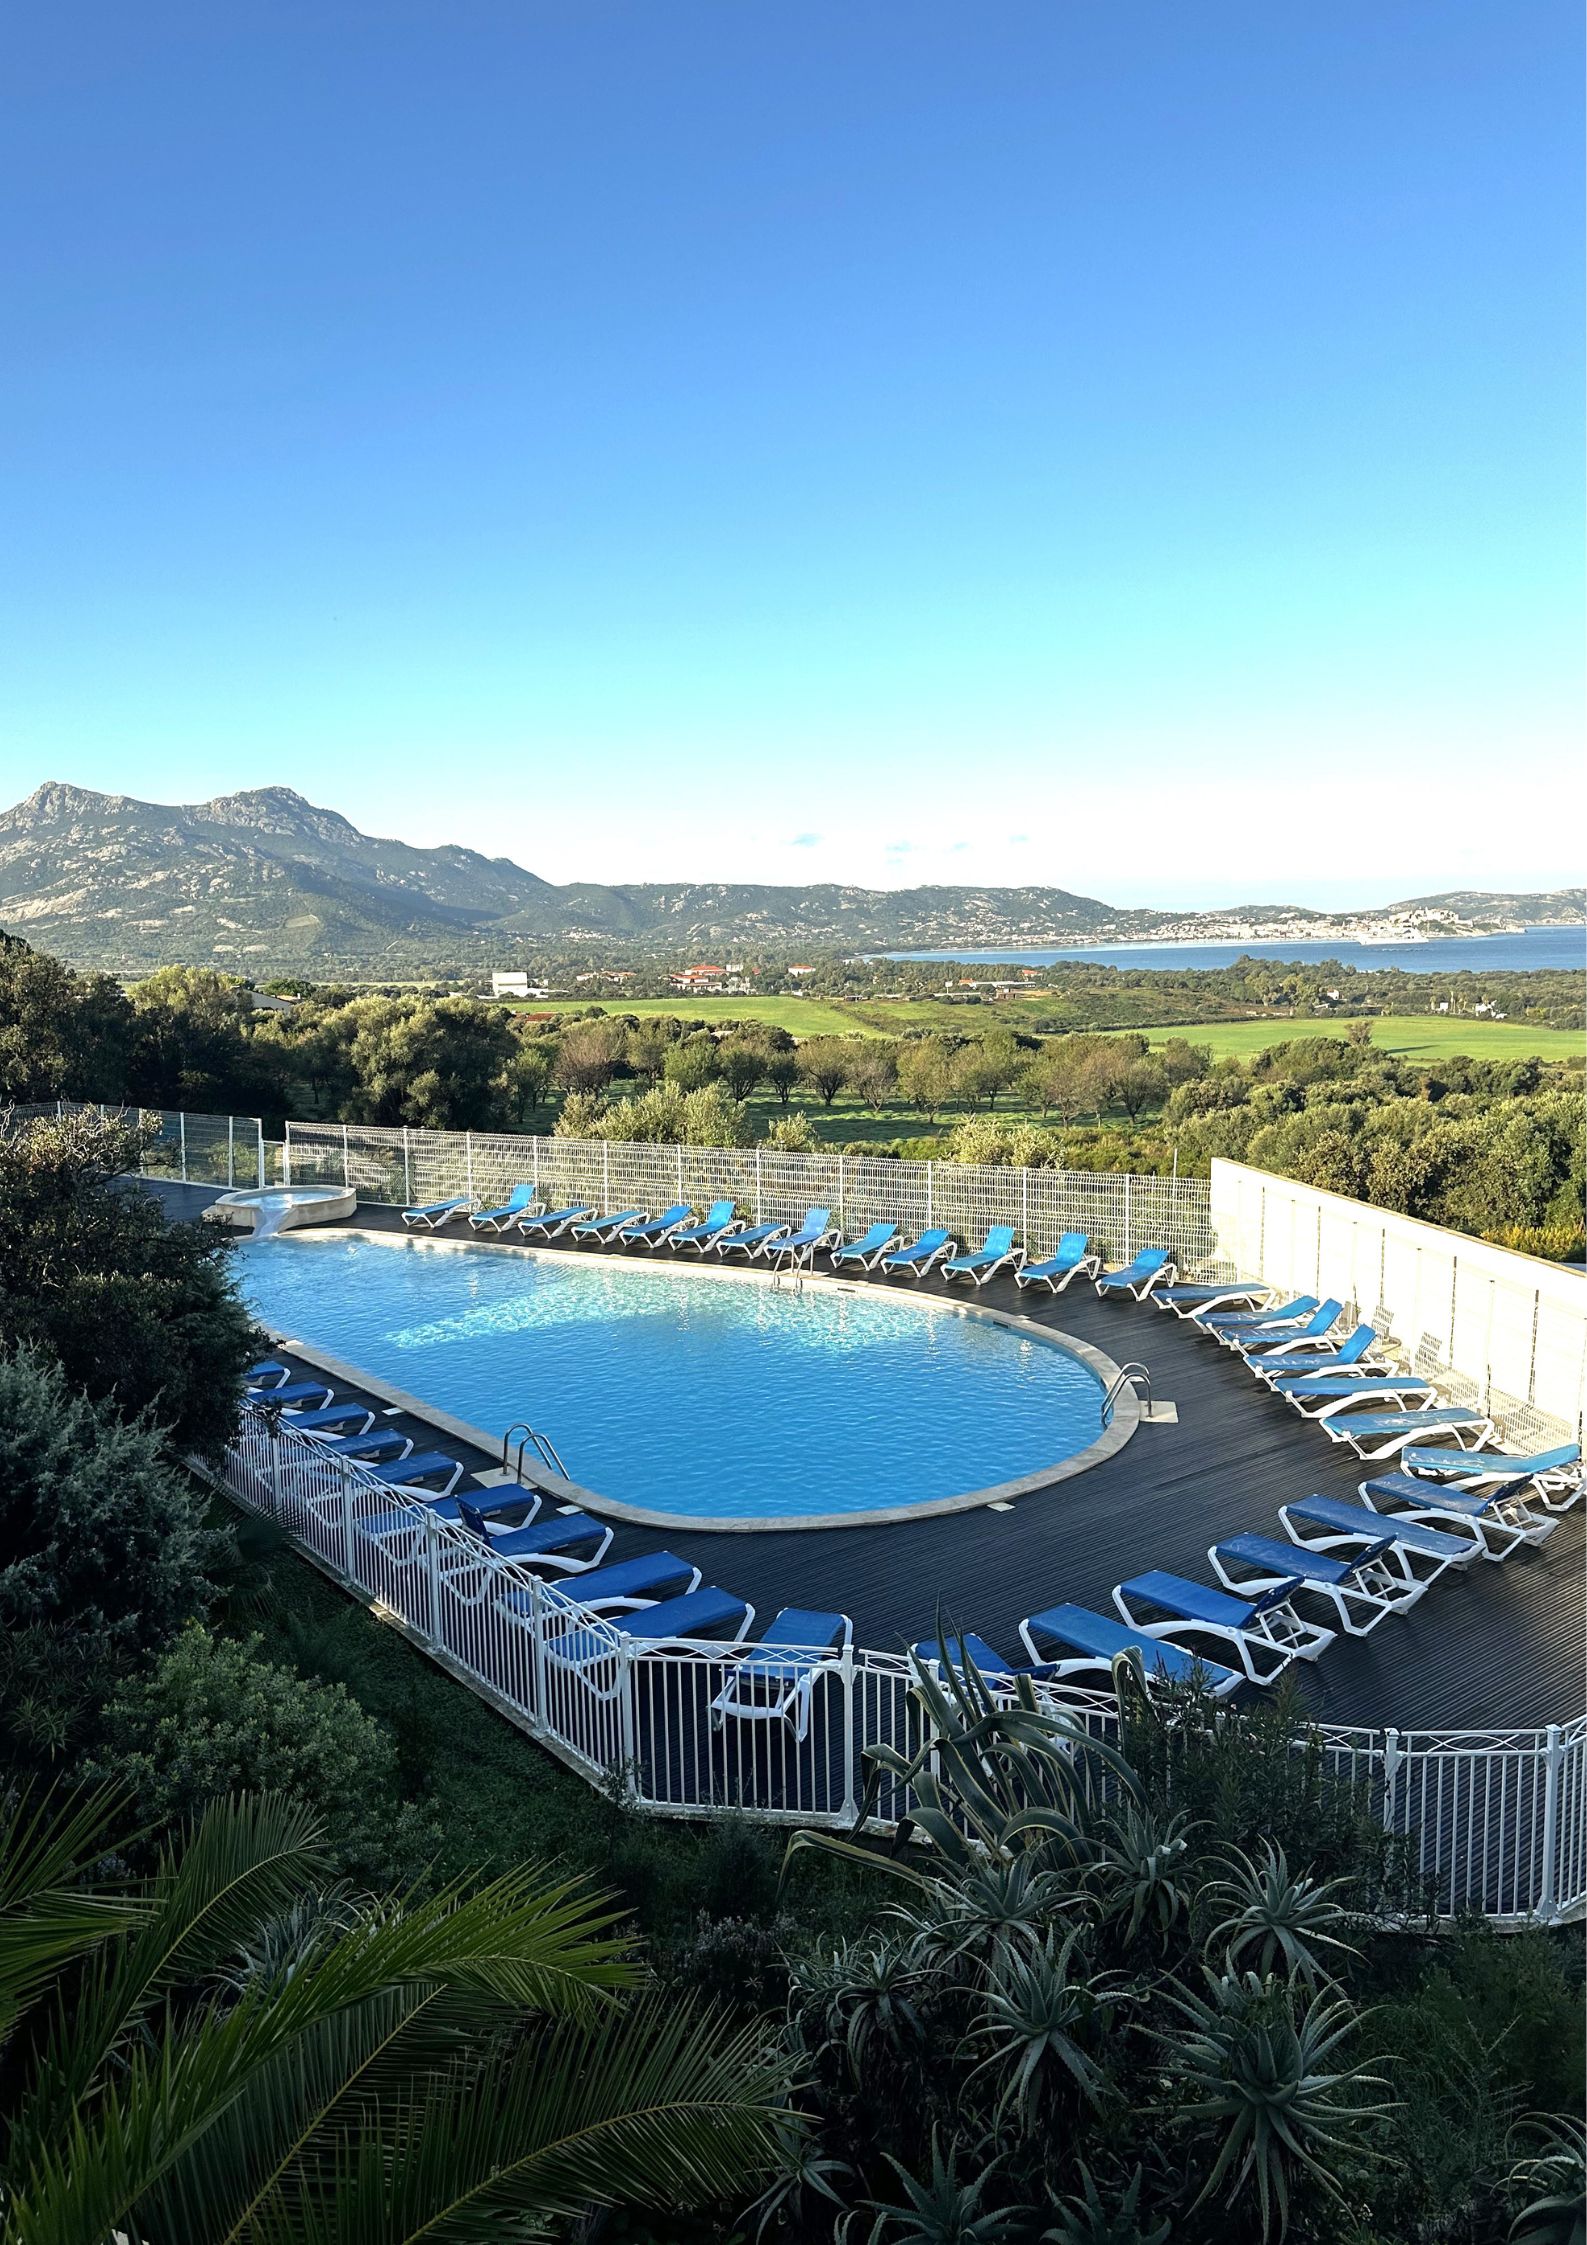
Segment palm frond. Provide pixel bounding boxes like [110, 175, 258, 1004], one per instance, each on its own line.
[0, 1783, 143, 2039]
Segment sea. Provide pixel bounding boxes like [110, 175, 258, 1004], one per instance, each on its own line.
[881, 925, 1585, 976]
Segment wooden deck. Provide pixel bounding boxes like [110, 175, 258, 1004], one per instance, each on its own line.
[169, 1185, 1585, 1735]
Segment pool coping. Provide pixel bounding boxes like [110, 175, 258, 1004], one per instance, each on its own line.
[259, 1222, 1142, 1533]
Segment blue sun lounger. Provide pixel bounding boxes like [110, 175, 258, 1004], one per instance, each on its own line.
[1155, 1281, 1270, 1317]
[1316, 1407, 1494, 1459]
[317, 1427, 414, 1464]
[545, 1587, 754, 1674]
[615, 1202, 692, 1249]
[373, 1452, 466, 1498]
[943, 1225, 1024, 1288]
[831, 1221, 899, 1271]
[1015, 1232, 1101, 1296]
[469, 1183, 539, 1232]
[670, 1201, 739, 1254]
[1274, 1374, 1438, 1418]
[1280, 1494, 1479, 1586]
[402, 1196, 473, 1230]
[477, 1511, 614, 1571]
[909, 1631, 1035, 1689]
[1094, 1248, 1175, 1300]
[1211, 1530, 1424, 1633]
[1251, 1324, 1380, 1381]
[762, 1209, 839, 1266]
[1113, 1569, 1335, 1681]
[252, 1377, 334, 1409]
[1221, 1300, 1342, 1353]
[882, 1228, 956, 1279]
[247, 1359, 292, 1387]
[1401, 1444, 1583, 1507]
[711, 1607, 852, 1739]
[1194, 1293, 1318, 1334]
[292, 1402, 377, 1436]
[1358, 1471, 1556, 1560]
[1018, 1604, 1240, 1696]
[546, 1551, 702, 1613]
[714, 1219, 791, 1260]
[571, 1207, 646, 1243]
[516, 1204, 595, 1240]
[358, 1487, 539, 1544]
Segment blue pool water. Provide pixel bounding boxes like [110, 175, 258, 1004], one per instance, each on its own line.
[238, 1233, 1105, 1521]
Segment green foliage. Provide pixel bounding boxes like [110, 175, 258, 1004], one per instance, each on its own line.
[0, 1108, 262, 1454]
[84, 1624, 433, 1883]
[129, 964, 288, 1112]
[0, 1351, 223, 1768]
[0, 933, 134, 1103]
[0, 1786, 791, 2243]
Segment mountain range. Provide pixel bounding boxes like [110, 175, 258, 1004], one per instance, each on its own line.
[1, 783, 1579, 975]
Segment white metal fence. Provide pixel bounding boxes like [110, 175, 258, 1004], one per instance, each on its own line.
[280, 1117, 1216, 1267]
[219, 1407, 1585, 1925]
[1210, 1161, 1587, 1448]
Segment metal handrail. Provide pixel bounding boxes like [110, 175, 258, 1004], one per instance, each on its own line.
[502, 1420, 570, 1482]
[1101, 1362, 1152, 1426]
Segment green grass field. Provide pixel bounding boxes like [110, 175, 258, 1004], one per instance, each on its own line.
[510, 994, 1579, 1062]
[507, 994, 880, 1036]
[1117, 1014, 1583, 1063]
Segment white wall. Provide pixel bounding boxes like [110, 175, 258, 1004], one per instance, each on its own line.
[1210, 1159, 1587, 1446]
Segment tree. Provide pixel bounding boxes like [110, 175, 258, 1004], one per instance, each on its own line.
[664, 1034, 721, 1094]
[896, 1037, 956, 1122]
[762, 1111, 820, 1152]
[0, 1109, 261, 1456]
[845, 1042, 898, 1114]
[0, 1350, 223, 1766]
[0, 1788, 791, 2244]
[718, 1037, 768, 1103]
[336, 995, 523, 1129]
[797, 1038, 854, 1108]
[0, 934, 133, 1105]
[763, 1050, 801, 1107]
[130, 966, 288, 1115]
[507, 1035, 554, 1123]
[1116, 1060, 1169, 1121]
[627, 1018, 675, 1083]
[1159, 1038, 1213, 1086]
[553, 1017, 627, 1098]
[951, 1034, 1023, 1112]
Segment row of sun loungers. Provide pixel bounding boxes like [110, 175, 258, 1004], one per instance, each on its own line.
[400, 1187, 1187, 1297]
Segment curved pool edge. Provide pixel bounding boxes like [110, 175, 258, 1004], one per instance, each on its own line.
[260, 1227, 1142, 1533]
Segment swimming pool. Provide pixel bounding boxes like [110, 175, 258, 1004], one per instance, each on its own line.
[238, 1232, 1120, 1527]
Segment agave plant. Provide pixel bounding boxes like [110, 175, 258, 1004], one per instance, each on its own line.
[1161, 1965, 1390, 2240]
[1204, 1841, 1358, 1983]
[972, 1925, 1119, 2124]
[864, 2134, 1019, 2245]
[1090, 1801, 1196, 1951]
[0, 1786, 792, 2243]
[1505, 2114, 1587, 2245]
[785, 1635, 1140, 1898]
[1042, 2162, 1171, 2245]
[788, 1931, 930, 2080]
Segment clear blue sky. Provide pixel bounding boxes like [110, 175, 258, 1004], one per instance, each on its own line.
[2, 1, 1581, 905]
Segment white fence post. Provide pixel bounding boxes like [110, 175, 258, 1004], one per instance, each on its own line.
[402, 1127, 413, 1206]
[179, 1112, 188, 1185]
[227, 1115, 235, 1188]
[338, 1463, 355, 1580]
[1382, 1727, 1402, 1831]
[421, 1516, 442, 1649]
[1538, 1723, 1563, 1921]
[926, 1160, 933, 1227]
[466, 1132, 475, 1202]
[268, 1424, 283, 1518]
[341, 1123, 351, 1189]
[256, 1120, 266, 1188]
[755, 1148, 763, 1222]
[839, 1645, 858, 1820]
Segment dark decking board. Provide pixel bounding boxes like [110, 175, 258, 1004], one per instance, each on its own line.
[174, 1185, 1585, 1736]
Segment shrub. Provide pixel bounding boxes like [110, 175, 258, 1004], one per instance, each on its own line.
[86, 1624, 436, 1880]
[0, 1348, 223, 1762]
[762, 1111, 820, 1152]
[0, 1108, 262, 1455]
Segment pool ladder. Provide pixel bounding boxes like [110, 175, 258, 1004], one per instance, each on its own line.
[1100, 1363, 1151, 1428]
[503, 1421, 571, 1484]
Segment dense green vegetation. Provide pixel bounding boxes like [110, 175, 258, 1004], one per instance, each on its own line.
[4, 931, 1582, 1256]
[0, 1117, 1580, 2239]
